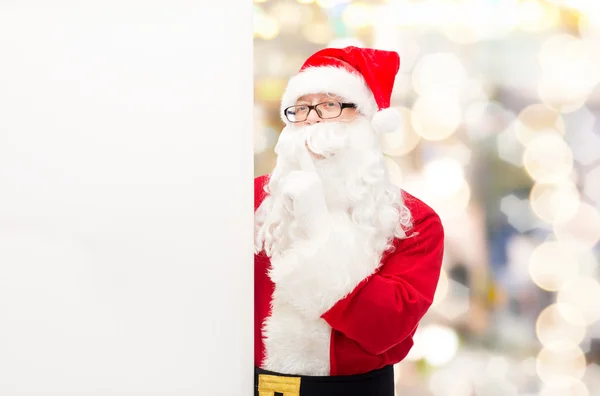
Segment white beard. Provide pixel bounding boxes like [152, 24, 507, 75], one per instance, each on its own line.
[255, 117, 412, 259]
[256, 118, 414, 375]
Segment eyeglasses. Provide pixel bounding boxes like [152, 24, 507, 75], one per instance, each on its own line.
[283, 101, 357, 123]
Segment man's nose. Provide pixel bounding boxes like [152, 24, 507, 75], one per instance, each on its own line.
[304, 108, 322, 125]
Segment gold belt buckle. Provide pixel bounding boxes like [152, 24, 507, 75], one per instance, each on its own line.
[258, 373, 301, 396]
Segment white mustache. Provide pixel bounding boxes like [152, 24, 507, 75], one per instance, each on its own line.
[303, 124, 349, 157]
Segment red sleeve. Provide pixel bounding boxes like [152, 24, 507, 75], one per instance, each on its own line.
[321, 201, 444, 355]
[254, 174, 269, 211]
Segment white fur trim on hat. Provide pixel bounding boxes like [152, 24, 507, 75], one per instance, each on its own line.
[372, 107, 403, 134]
[280, 66, 378, 124]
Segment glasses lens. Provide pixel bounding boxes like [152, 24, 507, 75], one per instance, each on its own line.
[285, 105, 310, 122]
[316, 102, 342, 119]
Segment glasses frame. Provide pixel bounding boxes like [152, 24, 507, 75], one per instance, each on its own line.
[283, 101, 357, 123]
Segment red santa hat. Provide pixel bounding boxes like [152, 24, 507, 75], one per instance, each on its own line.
[280, 46, 402, 134]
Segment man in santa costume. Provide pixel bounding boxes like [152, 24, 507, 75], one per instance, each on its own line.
[254, 46, 445, 396]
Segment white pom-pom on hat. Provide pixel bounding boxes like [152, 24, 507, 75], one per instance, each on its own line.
[371, 107, 403, 135]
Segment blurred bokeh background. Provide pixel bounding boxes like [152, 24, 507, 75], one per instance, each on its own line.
[253, 0, 600, 395]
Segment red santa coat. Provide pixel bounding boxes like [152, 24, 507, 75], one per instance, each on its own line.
[254, 174, 444, 376]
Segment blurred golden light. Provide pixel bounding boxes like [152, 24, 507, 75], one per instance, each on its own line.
[255, 78, 286, 102]
[578, 10, 600, 40]
[428, 367, 473, 396]
[538, 34, 599, 113]
[465, 100, 514, 141]
[316, 0, 349, 8]
[412, 52, 466, 98]
[384, 157, 403, 188]
[554, 302, 588, 327]
[423, 158, 465, 199]
[254, 105, 267, 155]
[327, 37, 365, 49]
[412, 94, 461, 141]
[297, 0, 315, 3]
[514, 104, 565, 146]
[536, 341, 587, 383]
[529, 180, 580, 224]
[442, 0, 520, 43]
[462, 77, 487, 102]
[538, 74, 592, 114]
[431, 269, 449, 308]
[539, 34, 581, 72]
[523, 134, 573, 184]
[552, 0, 600, 19]
[583, 165, 600, 204]
[445, 142, 472, 166]
[271, 3, 310, 32]
[518, 0, 560, 32]
[553, 203, 600, 252]
[254, 14, 280, 40]
[341, 2, 374, 29]
[380, 107, 421, 157]
[301, 22, 333, 44]
[528, 241, 580, 292]
[539, 378, 589, 396]
[443, 24, 484, 45]
[427, 180, 471, 221]
[536, 303, 586, 347]
[402, 163, 470, 221]
[419, 324, 460, 367]
[405, 329, 425, 361]
[557, 277, 600, 325]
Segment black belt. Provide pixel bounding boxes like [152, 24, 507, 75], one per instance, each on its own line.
[254, 365, 394, 396]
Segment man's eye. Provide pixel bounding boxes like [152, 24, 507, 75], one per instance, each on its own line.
[296, 106, 308, 111]
[326, 102, 337, 107]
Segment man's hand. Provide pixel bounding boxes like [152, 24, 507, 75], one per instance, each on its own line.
[280, 170, 330, 233]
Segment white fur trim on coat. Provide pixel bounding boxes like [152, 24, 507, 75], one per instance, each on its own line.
[280, 66, 379, 124]
[262, 297, 331, 376]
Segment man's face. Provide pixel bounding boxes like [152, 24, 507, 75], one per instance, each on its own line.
[293, 93, 359, 125]
[287, 93, 360, 160]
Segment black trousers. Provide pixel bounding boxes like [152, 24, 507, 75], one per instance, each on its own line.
[254, 365, 395, 396]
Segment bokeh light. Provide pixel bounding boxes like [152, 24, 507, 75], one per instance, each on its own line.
[411, 94, 462, 141]
[583, 164, 600, 204]
[514, 103, 565, 146]
[536, 303, 586, 347]
[529, 180, 580, 224]
[254, 8, 280, 40]
[341, 2, 373, 29]
[528, 241, 580, 291]
[380, 107, 421, 157]
[518, 0, 560, 32]
[417, 324, 460, 367]
[412, 53, 467, 98]
[423, 158, 465, 199]
[539, 378, 589, 396]
[523, 134, 573, 184]
[553, 203, 600, 252]
[538, 34, 599, 113]
[556, 277, 600, 325]
[536, 341, 587, 383]
[384, 157, 403, 187]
